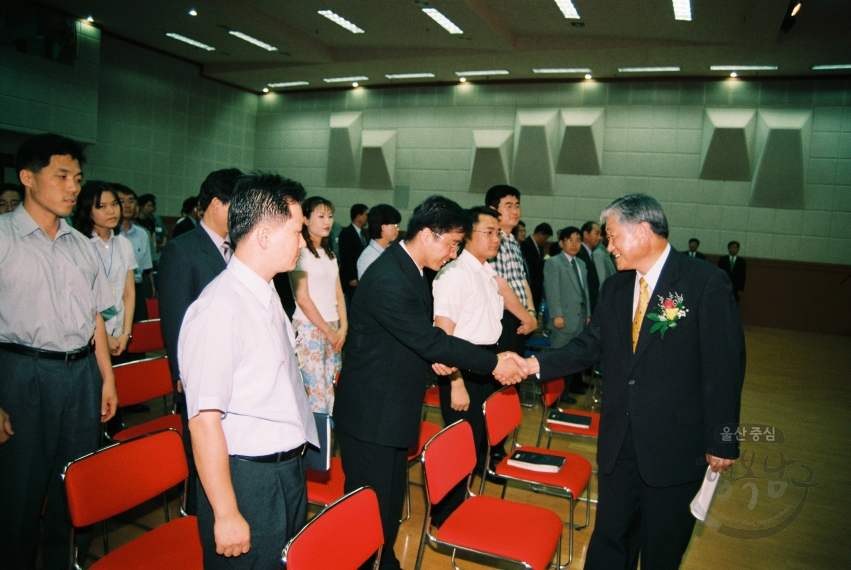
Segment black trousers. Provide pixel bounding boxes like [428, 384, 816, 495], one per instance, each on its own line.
[0, 350, 101, 570]
[197, 454, 307, 570]
[585, 425, 703, 570]
[337, 429, 408, 570]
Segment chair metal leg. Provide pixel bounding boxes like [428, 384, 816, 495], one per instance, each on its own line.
[163, 491, 170, 522]
[401, 464, 411, 523]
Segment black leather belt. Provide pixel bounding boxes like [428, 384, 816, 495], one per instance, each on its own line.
[232, 444, 306, 464]
[0, 342, 93, 362]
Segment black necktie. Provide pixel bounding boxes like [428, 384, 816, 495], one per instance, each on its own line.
[571, 259, 584, 292]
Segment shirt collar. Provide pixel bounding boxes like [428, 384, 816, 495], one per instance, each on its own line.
[561, 251, 576, 262]
[582, 243, 594, 256]
[637, 243, 672, 291]
[227, 256, 273, 309]
[13, 205, 72, 240]
[458, 248, 496, 277]
[200, 220, 229, 253]
[399, 241, 423, 276]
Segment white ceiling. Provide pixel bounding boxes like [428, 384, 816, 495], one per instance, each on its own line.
[41, 0, 851, 93]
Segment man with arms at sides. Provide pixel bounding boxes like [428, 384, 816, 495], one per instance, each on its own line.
[522, 194, 745, 570]
[114, 184, 155, 321]
[333, 196, 528, 570]
[684, 237, 706, 260]
[0, 134, 118, 570]
[430, 206, 505, 526]
[158, 168, 243, 515]
[338, 203, 369, 300]
[544, 227, 591, 350]
[521, 222, 553, 313]
[180, 173, 318, 570]
[357, 204, 401, 279]
[172, 195, 200, 238]
[718, 240, 746, 302]
[576, 220, 603, 313]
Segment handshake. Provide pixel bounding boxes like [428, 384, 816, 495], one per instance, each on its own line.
[431, 352, 541, 385]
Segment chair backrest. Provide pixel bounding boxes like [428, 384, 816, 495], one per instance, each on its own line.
[127, 319, 165, 353]
[282, 486, 383, 570]
[146, 298, 160, 319]
[113, 356, 172, 407]
[540, 378, 565, 408]
[63, 428, 187, 528]
[483, 386, 522, 447]
[421, 420, 477, 505]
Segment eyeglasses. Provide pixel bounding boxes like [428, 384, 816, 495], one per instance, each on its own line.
[472, 229, 501, 239]
[433, 231, 460, 252]
[0, 200, 21, 209]
[562, 238, 582, 245]
[119, 198, 137, 205]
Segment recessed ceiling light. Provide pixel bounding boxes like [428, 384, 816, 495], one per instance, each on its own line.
[385, 72, 436, 79]
[672, 0, 692, 21]
[268, 81, 310, 88]
[811, 64, 851, 70]
[86, 15, 93, 22]
[618, 66, 681, 72]
[710, 65, 778, 71]
[352, 82, 359, 88]
[262, 87, 269, 93]
[585, 73, 593, 79]
[421, 8, 463, 34]
[317, 10, 365, 34]
[454, 69, 509, 76]
[730, 72, 738, 78]
[228, 30, 278, 52]
[166, 33, 216, 51]
[323, 76, 369, 83]
[791, 2, 802, 17]
[553, 0, 580, 19]
[188, 9, 197, 16]
[533, 68, 592, 74]
[459, 77, 467, 83]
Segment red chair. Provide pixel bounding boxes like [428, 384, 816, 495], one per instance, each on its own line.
[146, 298, 160, 319]
[109, 357, 181, 442]
[62, 428, 202, 570]
[127, 319, 165, 354]
[306, 457, 346, 509]
[421, 385, 440, 421]
[415, 420, 563, 570]
[537, 377, 600, 448]
[282, 486, 383, 570]
[481, 386, 593, 568]
[401, 421, 441, 523]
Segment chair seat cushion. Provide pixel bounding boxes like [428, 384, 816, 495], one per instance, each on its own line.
[307, 457, 346, 506]
[91, 515, 201, 570]
[495, 447, 593, 496]
[437, 495, 562, 570]
[113, 414, 183, 442]
[547, 410, 600, 438]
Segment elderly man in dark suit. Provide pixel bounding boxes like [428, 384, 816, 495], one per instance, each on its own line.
[522, 194, 745, 570]
[718, 240, 746, 302]
[157, 167, 242, 515]
[334, 196, 528, 570]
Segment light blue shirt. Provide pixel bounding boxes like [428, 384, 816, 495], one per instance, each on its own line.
[357, 240, 386, 279]
[120, 223, 153, 283]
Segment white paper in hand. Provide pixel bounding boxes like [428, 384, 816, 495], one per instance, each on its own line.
[690, 467, 720, 522]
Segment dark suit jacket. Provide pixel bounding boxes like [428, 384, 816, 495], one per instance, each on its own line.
[682, 250, 706, 260]
[520, 238, 545, 311]
[172, 217, 196, 239]
[333, 242, 499, 449]
[338, 224, 367, 297]
[576, 245, 600, 312]
[717, 255, 746, 294]
[158, 223, 227, 383]
[537, 250, 745, 487]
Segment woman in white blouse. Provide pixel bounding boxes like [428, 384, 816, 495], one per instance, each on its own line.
[290, 196, 347, 414]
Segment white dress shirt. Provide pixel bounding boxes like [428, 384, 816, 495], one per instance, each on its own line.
[632, 244, 672, 316]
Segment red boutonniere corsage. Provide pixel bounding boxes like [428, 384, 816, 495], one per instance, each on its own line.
[645, 293, 688, 339]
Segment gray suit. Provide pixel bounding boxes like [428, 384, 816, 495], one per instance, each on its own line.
[544, 253, 591, 348]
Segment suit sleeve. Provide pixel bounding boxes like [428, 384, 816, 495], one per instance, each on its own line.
[158, 240, 193, 383]
[699, 270, 745, 460]
[543, 258, 562, 319]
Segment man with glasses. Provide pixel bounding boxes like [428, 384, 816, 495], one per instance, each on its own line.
[356, 204, 402, 279]
[0, 183, 23, 214]
[114, 184, 155, 321]
[544, 227, 591, 350]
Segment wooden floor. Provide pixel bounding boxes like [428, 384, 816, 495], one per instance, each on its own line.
[78, 326, 851, 569]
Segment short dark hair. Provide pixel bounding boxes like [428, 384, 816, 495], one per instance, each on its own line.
[728, 241, 740, 248]
[15, 133, 86, 176]
[533, 223, 553, 237]
[405, 196, 470, 242]
[199, 168, 243, 211]
[484, 185, 521, 209]
[111, 183, 137, 200]
[301, 196, 335, 260]
[350, 203, 368, 221]
[689, 238, 700, 245]
[466, 206, 500, 240]
[558, 226, 582, 241]
[181, 196, 199, 215]
[581, 221, 600, 236]
[138, 193, 156, 208]
[73, 181, 121, 237]
[601, 194, 669, 239]
[367, 204, 402, 239]
[228, 173, 306, 247]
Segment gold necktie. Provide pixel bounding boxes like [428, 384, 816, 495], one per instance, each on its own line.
[632, 277, 649, 353]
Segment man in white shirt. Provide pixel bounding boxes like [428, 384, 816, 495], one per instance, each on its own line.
[180, 173, 319, 570]
[356, 204, 401, 279]
[114, 184, 155, 320]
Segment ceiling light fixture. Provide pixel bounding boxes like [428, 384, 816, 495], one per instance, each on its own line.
[385, 72, 436, 79]
[618, 66, 681, 72]
[730, 72, 738, 78]
[780, 1, 800, 33]
[553, 0, 580, 19]
[352, 82, 359, 87]
[86, 15, 93, 22]
[262, 87, 269, 93]
[533, 68, 592, 74]
[585, 73, 593, 79]
[323, 76, 369, 83]
[672, 0, 692, 21]
[166, 33, 216, 51]
[811, 64, 851, 70]
[710, 65, 778, 71]
[459, 77, 467, 83]
[791, 2, 802, 17]
[454, 69, 509, 76]
[267, 81, 310, 88]
[188, 9, 197, 16]
[228, 30, 278, 51]
[317, 10, 365, 34]
[422, 8, 463, 34]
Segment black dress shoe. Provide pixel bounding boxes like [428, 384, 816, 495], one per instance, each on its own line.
[124, 403, 150, 413]
[560, 396, 577, 405]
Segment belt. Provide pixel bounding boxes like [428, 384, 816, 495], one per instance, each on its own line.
[0, 342, 93, 362]
[232, 444, 306, 464]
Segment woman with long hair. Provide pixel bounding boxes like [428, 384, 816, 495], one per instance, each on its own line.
[290, 196, 347, 414]
[73, 181, 137, 360]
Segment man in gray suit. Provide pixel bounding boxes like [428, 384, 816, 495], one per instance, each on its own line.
[544, 226, 591, 349]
